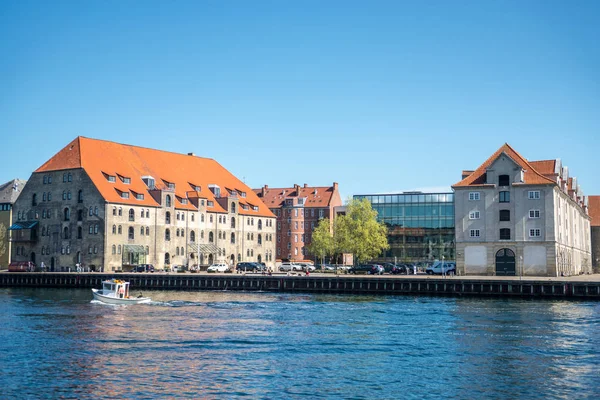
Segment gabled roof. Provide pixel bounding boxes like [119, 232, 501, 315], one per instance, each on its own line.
[254, 184, 341, 208]
[0, 179, 27, 204]
[452, 143, 557, 188]
[34, 137, 275, 218]
[589, 196, 600, 227]
[529, 159, 557, 176]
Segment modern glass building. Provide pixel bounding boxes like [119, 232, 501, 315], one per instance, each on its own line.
[354, 192, 455, 264]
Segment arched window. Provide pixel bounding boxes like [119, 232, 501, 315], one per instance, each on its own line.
[48, 193, 52, 201]
[43, 193, 47, 202]
[141, 209, 145, 218]
[78, 190, 83, 203]
[77, 227, 83, 239]
[63, 227, 69, 239]
[165, 253, 170, 265]
[146, 209, 149, 218]
[32, 193, 37, 206]
[112, 225, 116, 234]
[210, 215, 213, 223]
[209, 232, 214, 243]
[231, 233, 235, 244]
[118, 225, 122, 234]
[63, 208, 70, 221]
[166, 195, 172, 207]
[129, 209, 135, 221]
[201, 214, 204, 222]
[94, 224, 98, 234]
[191, 214, 195, 222]
[62, 191, 67, 200]
[201, 231, 204, 239]
[89, 225, 93, 234]
[181, 247, 184, 256]
[231, 217, 235, 229]
[113, 207, 117, 216]
[67, 173, 72, 182]
[112, 245, 116, 254]
[89, 206, 93, 216]
[118, 207, 122, 216]
[78, 209, 83, 221]
[223, 216, 227, 225]
[258, 234, 262, 245]
[94, 206, 98, 215]
[128, 227, 134, 240]
[146, 246, 149, 255]
[165, 229, 171, 241]
[258, 220, 262, 230]
[146, 227, 149, 235]
[118, 245, 121, 254]
[63, 173, 67, 182]
[140, 226, 145, 235]
[67, 191, 72, 200]
[190, 231, 196, 242]
[165, 211, 171, 224]
[231, 202, 236, 213]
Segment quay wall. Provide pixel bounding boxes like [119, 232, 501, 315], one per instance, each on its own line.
[1, 273, 600, 299]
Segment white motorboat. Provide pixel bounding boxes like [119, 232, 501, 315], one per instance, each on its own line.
[92, 279, 151, 305]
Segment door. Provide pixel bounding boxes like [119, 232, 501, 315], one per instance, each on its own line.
[495, 249, 516, 276]
[50, 257, 55, 272]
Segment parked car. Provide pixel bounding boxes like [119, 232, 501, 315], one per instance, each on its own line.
[236, 262, 264, 272]
[279, 262, 303, 272]
[349, 264, 383, 274]
[133, 264, 155, 273]
[390, 264, 410, 275]
[370, 264, 385, 275]
[207, 263, 230, 273]
[426, 261, 456, 275]
[298, 263, 316, 272]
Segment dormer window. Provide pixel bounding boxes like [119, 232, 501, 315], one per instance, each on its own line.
[189, 183, 201, 192]
[207, 200, 214, 207]
[103, 172, 117, 183]
[142, 176, 155, 189]
[240, 191, 246, 198]
[163, 179, 175, 190]
[136, 193, 144, 200]
[498, 175, 510, 187]
[208, 184, 221, 197]
[121, 191, 130, 199]
[181, 198, 188, 205]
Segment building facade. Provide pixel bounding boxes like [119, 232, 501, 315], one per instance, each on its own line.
[10, 137, 277, 272]
[588, 196, 600, 273]
[254, 183, 342, 262]
[453, 144, 591, 277]
[0, 179, 26, 269]
[354, 192, 455, 264]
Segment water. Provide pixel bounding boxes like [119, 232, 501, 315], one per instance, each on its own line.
[1, 288, 599, 399]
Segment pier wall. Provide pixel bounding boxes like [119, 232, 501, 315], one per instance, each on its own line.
[1, 273, 599, 299]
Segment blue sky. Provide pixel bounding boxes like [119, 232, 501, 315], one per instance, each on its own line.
[1, 0, 599, 201]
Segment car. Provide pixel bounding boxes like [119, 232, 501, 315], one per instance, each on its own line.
[349, 264, 381, 274]
[236, 262, 264, 272]
[298, 263, 316, 272]
[370, 265, 385, 275]
[133, 264, 155, 273]
[390, 264, 410, 275]
[279, 262, 303, 272]
[426, 261, 456, 275]
[207, 263, 230, 273]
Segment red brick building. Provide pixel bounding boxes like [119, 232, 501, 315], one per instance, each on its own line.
[254, 183, 342, 262]
[589, 196, 600, 272]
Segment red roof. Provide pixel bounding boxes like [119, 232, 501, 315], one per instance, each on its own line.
[35, 137, 275, 218]
[589, 196, 600, 227]
[254, 184, 341, 208]
[453, 143, 557, 187]
[529, 159, 557, 176]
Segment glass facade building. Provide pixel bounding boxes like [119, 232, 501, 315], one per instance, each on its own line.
[354, 193, 455, 264]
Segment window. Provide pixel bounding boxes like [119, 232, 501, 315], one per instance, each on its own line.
[231, 217, 235, 229]
[89, 225, 94, 234]
[67, 173, 72, 182]
[118, 207, 122, 216]
[32, 193, 37, 206]
[469, 192, 480, 201]
[498, 175, 510, 187]
[145, 227, 149, 235]
[129, 227, 134, 240]
[94, 206, 98, 216]
[118, 225, 122, 234]
[470, 229, 480, 238]
[469, 211, 480, 220]
[529, 210, 540, 219]
[63, 173, 67, 183]
[499, 191, 510, 203]
[258, 234, 262, 245]
[107, 175, 116, 183]
[94, 224, 98, 234]
[113, 207, 117, 216]
[529, 229, 541, 237]
[190, 231, 196, 242]
[499, 210, 510, 221]
[166, 195, 172, 207]
[112, 245, 117, 255]
[63, 208, 70, 221]
[112, 225, 116, 234]
[78, 190, 83, 203]
[78, 209, 83, 221]
[48, 193, 52, 201]
[499, 228, 511, 240]
[258, 220, 262, 230]
[78, 227, 83, 239]
[165, 211, 171, 224]
[528, 191, 541, 200]
[62, 191, 67, 200]
[209, 232, 214, 243]
[118, 245, 121, 254]
[63, 227, 69, 239]
[165, 229, 171, 241]
[120, 191, 129, 199]
[140, 226, 145, 236]
[145, 209, 149, 218]
[231, 202, 236, 213]
[89, 206, 93, 216]
[231, 233, 235, 244]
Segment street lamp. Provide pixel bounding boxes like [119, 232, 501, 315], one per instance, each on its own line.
[519, 255, 523, 280]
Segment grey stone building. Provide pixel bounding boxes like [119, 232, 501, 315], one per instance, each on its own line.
[453, 144, 591, 277]
[10, 137, 277, 272]
[0, 179, 27, 269]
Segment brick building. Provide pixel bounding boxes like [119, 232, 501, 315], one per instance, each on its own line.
[453, 143, 591, 277]
[10, 137, 276, 272]
[254, 183, 342, 262]
[588, 196, 600, 272]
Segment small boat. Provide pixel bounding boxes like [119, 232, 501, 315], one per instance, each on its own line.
[92, 279, 151, 305]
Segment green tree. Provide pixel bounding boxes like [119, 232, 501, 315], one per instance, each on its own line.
[0, 223, 6, 260]
[308, 218, 335, 264]
[343, 197, 389, 264]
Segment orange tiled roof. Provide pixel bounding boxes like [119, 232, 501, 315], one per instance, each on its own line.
[529, 159, 557, 176]
[452, 143, 557, 188]
[35, 137, 275, 218]
[589, 196, 600, 227]
[254, 185, 340, 208]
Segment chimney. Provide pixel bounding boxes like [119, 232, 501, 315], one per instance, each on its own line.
[262, 185, 268, 197]
[294, 183, 300, 193]
[333, 182, 338, 192]
[461, 170, 474, 180]
[303, 183, 308, 188]
[187, 152, 195, 156]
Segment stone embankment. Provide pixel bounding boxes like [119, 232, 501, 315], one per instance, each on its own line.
[1, 272, 600, 299]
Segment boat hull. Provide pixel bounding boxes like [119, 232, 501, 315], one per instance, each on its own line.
[92, 289, 151, 305]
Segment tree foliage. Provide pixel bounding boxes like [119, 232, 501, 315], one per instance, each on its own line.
[0, 223, 6, 259]
[308, 198, 389, 265]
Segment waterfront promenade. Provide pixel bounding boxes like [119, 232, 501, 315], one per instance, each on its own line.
[2, 271, 600, 299]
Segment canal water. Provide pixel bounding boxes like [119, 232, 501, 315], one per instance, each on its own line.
[0, 288, 599, 399]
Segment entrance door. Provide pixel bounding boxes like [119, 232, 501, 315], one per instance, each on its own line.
[30, 252, 36, 264]
[495, 249, 516, 276]
[50, 257, 55, 272]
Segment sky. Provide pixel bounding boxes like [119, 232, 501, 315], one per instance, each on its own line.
[1, 0, 599, 201]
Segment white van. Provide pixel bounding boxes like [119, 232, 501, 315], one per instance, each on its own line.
[279, 262, 303, 272]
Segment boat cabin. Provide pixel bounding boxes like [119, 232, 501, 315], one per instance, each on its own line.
[102, 279, 130, 299]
